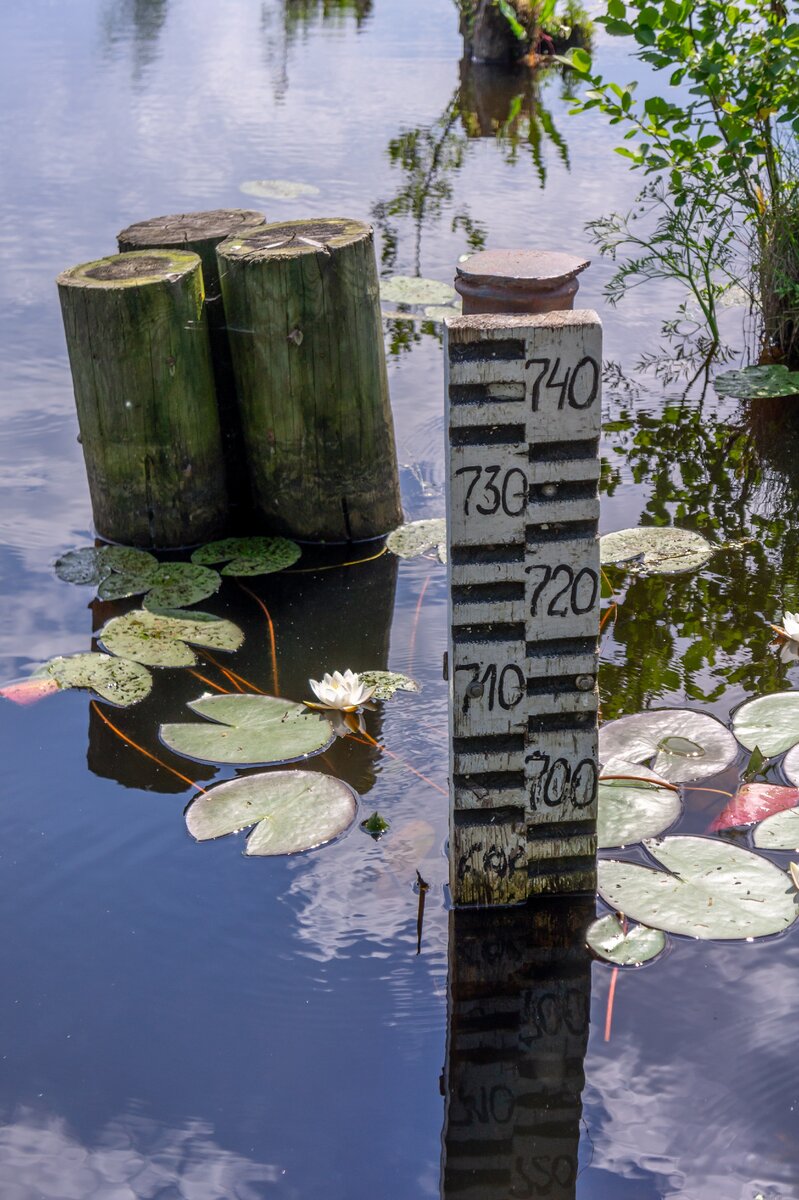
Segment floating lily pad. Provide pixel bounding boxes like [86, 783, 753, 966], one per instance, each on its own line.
[55, 545, 158, 586]
[753, 808, 799, 850]
[239, 179, 320, 199]
[708, 783, 799, 832]
[598, 836, 799, 940]
[732, 692, 799, 758]
[598, 762, 681, 848]
[161, 694, 333, 765]
[98, 561, 221, 609]
[714, 364, 799, 400]
[358, 670, 420, 700]
[782, 741, 799, 787]
[43, 652, 152, 706]
[99, 609, 243, 668]
[379, 276, 459, 306]
[386, 518, 447, 563]
[424, 304, 462, 322]
[599, 709, 739, 784]
[191, 536, 301, 576]
[600, 526, 714, 575]
[586, 914, 666, 965]
[185, 769, 356, 854]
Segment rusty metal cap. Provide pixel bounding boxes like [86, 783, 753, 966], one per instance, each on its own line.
[454, 248, 590, 314]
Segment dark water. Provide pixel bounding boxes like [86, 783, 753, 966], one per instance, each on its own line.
[0, 1, 798, 1197]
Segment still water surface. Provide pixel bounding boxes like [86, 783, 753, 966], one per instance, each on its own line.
[0, 1, 797, 1197]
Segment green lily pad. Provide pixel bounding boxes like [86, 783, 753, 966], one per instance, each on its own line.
[600, 526, 714, 575]
[55, 545, 158, 586]
[586, 914, 666, 966]
[714, 364, 799, 400]
[99, 609, 243, 668]
[185, 769, 356, 854]
[782, 741, 799, 787]
[239, 179, 320, 199]
[358, 670, 420, 700]
[380, 276, 459, 306]
[98, 561, 221, 609]
[423, 304, 462, 322]
[386, 518, 447, 563]
[600, 709, 739, 784]
[598, 836, 799, 940]
[598, 761, 681, 848]
[191, 536, 301, 576]
[732, 692, 799, 758]
[161, 694, 333, 765]
[43, 652, 152, 706]
[753, 807, 799, 850]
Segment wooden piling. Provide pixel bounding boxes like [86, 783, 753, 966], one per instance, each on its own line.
[57, 249, 228, 548]
[445, 310, 601, 904]
[216, 217, 403, 541]
[117, 210, 267, 511]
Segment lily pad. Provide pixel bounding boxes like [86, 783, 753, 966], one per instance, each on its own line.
[782, 741, 799, 787]
[598, 762, 681, 848]
[386, 518, 447, 563]
[598, 836, 799, 940]
[99, 609, 243, 668]
[708, 783, 799, 832]
[753, 807, 799, 850]
[161, 693, 333, 765]
[600, 526, 714, 575]
[239, 179, 320, 199]
[379, 276, 459, 306]
[43, 652, 152, 706]
[99, 562, 221, 609]
[732, 692, 799, 758]
[185, 769, 356, 854]
[424, 304, 462, 322]
[599, 709, 739, 784]
[586, 914, 666, 966]
[191, 536, 301, 576]
[358, 670, 420, 700]
[714, 364, 799, 400]
[55, 545, 158, 587]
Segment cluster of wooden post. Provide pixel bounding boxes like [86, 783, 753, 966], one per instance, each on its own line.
[58, 210, 402, 547]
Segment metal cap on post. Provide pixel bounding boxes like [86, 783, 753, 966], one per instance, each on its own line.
[454, 248, 590, 315]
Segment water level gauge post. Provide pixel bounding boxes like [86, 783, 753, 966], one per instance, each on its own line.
[445, 309, 601, 905]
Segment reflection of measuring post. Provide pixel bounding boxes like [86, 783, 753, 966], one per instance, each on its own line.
[445, 305, 601, 904]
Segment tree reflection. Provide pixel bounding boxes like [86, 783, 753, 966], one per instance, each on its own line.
[599, 368, 799, 717]
[100, 0, 169, 79]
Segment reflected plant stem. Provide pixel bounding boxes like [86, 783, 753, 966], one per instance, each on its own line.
[416, 869, 429, 955]
[89, 701, 205, 794]
[201, 650, 265, 695]
[283, 546, 388, 574]
[349, 727, 448, 796]
[407, 568, 432, 676]
[236, 584, 279, 694]
[604, 968, 619, 1043]
[187, 669, 230, 694]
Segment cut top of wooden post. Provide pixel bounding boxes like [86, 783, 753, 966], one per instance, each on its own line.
[455, 248, 590, 314]
[57, 248, 204, 290]
[218, 216, 372, 261]
[118, 209, 266, 249]
[445, 310, 601, 906]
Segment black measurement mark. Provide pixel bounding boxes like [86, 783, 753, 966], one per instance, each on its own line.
[525, 563, 598, 617]
[454, 464, 528, 517]
[526, 355, 599, 412]
[456, 662, 525, 713]
[525, 753, 597, 811]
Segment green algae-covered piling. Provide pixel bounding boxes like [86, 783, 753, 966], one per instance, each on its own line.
[117, 210, 267, 511]
[57, 249, 228, 548]
[217, 217, 403, 541]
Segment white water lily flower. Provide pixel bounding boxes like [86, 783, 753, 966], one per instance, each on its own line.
[306, 669, 376, 712]
[783, 611, 799, 641]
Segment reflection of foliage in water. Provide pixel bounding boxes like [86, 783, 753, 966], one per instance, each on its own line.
[599, 369, 799, 717]
[282, 0, 372, 38]
[262, 0, 372, 101]
[373, 64, 570, 275]
[100, 0, 169, 78]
